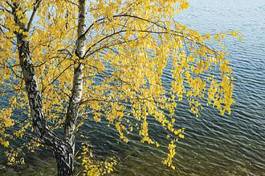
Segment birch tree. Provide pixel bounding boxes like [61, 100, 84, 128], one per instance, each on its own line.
[0, 0, 236, 175]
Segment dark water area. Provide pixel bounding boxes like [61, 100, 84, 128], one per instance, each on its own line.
[1, 0, 265, 175]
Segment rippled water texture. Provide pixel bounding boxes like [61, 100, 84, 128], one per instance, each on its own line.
[109, 0, 265, 175]
[2, 0, 265, 175]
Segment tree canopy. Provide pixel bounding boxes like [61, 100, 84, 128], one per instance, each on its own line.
[0, 0, 235, 175]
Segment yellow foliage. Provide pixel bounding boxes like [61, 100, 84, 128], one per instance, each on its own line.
[80, 144, 117, 176]
[163, 140, 176, 170]
[0, 0, 235, 171]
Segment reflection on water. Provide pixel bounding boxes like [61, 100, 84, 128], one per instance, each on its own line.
[2, 0, 265, 175]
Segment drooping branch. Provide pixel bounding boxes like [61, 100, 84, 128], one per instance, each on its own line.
[41, 63, 74, 93]
[81, 13, 220, 59]
[27, 0, 42, 31]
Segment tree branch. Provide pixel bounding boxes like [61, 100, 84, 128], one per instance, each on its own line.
[27, 0, 42, 31]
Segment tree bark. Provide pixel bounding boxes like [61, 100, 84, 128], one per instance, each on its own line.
[13, 0, 87, 175]
[16, 34, 74, 176]
[64, 0, 86, 172]
[55, 147, 74, 176]
[12, 2, 74, 176]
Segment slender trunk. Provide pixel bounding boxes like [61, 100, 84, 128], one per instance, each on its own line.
[64, 0, 86, 173]
[63, 63, 83, 172]
[12, 3, 73, 176]
[17, 32, 74, 176]
[13, 0, 87, 175]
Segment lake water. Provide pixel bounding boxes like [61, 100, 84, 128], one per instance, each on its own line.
[111, 0, 265, 175]
[1, 0, 265, 175]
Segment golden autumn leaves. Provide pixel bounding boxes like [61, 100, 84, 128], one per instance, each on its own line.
[0, 108, 14, 148]
[0, 0, 236, 173]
